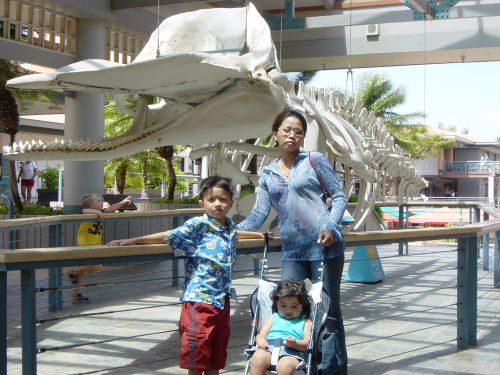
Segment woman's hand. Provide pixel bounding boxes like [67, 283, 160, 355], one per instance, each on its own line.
[317, 229, 335, 246]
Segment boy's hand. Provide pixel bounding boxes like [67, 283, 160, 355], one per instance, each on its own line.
[120, 196, 132, 205]
[83, 208, 105, 219]
[107, 238, 136, 246]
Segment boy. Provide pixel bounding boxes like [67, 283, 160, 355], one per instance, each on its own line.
[69, 193, 132, 302]
[107, 176, 265, 375]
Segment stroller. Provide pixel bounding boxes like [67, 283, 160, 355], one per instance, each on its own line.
[244, 233, 331, 375]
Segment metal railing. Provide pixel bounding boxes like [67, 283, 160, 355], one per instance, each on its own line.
[442, 160, 500, 175]
[1, 205, 499, 375]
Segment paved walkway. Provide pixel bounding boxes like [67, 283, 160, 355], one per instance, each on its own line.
[5, 243, 500, 374]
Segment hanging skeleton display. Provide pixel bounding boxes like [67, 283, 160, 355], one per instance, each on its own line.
[5, 3, 427, 230]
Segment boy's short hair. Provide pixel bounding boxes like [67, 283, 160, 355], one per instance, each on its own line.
[81, 193, 99, 208]
[199, 175, 234, 199]
[271, 279, 311, 318]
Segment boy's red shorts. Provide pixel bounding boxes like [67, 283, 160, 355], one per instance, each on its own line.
[179, 296, 230, 371]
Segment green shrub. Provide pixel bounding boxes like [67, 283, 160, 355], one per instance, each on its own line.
[373, 206, 383, 220]
[0, 205, 9, 215]
[17, 203, 62, 216]
[348, 195, 359, 203]
[240, 186, 255, 199]
[152, 195, 200, 204]
[38, 166, 60, 189]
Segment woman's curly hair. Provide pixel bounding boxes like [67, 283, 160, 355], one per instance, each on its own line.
[270, 279, 311, 318]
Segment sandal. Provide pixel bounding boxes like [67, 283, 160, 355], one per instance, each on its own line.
[72, 293, 90, 303]
[68, 273, 79, 285]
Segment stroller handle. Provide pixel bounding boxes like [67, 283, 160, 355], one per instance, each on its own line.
[258, 232, 270, 279]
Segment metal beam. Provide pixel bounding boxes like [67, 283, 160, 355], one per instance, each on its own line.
[110, 0, 220, 9]
[278, 16, 500, 71]
[320, 0, 336, 10]
[0, 38, 75, 68]
[273, 2, 500, 29]
[405, 0, 431, 16]
[43, 0, 159, 34]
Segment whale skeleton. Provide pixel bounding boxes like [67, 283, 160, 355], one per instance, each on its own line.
[5, 3, 426, 231]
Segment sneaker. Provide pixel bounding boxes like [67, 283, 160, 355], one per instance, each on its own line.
[68, 273, 79, 285]
[72, 293, 90, 303]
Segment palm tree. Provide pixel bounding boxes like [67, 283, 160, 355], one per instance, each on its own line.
[127, 149, 167, 192]
[104, 98, 133, 193]
[103, 96, 188, 197]
[0, 59, 55, 212]
[355, 73, 454, 159]
[286, 70, 317, 92]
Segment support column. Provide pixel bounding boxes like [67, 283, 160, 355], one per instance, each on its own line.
[0, 271, 6, 375]
[64, 18, 105, 213]
[488, 175, 495, 206]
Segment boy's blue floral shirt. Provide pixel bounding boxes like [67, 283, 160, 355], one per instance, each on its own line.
[166, 213, 237, 310]
[238, 152, 347, 261]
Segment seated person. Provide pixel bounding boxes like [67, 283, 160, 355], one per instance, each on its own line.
[250, 280, 312, 375]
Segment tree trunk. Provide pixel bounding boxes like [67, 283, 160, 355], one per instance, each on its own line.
[156, 146, 176, 200]
[115, 159, 128, 194]
[166, 157, 176, 200]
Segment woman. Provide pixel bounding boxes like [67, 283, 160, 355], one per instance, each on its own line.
[238, 108, 348, 374]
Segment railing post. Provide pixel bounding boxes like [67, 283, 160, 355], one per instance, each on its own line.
[0, 270, 6, 375]
[457, 236, 478, 349]
[495, 231, 500, 288]
[253, 258, 260, 275]
[48, 224, 64, 312]
[21, 269, 37, 375]
[457, 237, 467, 348]
[172, 216, 179, 287]
[466, 236, 478, 346]
[482, 234, 489, 270]
[483, 213, 490, 270]
[398, 205, 404, 255]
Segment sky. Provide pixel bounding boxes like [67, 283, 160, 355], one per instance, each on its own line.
[308, 61, 500, 141]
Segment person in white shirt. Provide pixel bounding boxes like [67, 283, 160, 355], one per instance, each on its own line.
[17, 161, 38, 203]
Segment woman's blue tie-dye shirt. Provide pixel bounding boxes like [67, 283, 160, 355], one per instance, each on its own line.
[166, 213, 237, 309]
[238, 152, 347, 261]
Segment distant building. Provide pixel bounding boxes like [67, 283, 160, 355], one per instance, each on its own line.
[413, 130, 500, 203]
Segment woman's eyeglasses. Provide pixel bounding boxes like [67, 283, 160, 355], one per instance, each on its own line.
[278, 127, 305, 136]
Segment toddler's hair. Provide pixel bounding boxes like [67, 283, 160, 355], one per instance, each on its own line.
[271, 279, 311, 318]
[81, 193, 100, 208]
[199, 175, 234, 199]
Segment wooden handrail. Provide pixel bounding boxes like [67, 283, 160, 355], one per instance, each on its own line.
[0, 208, 204, 229]
[2, 220, 500, 265]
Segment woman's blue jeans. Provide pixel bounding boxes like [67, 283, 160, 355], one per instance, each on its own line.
[282, 254, 348, 374]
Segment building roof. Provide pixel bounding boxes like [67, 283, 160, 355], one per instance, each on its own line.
[429, 128, 500, 148]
